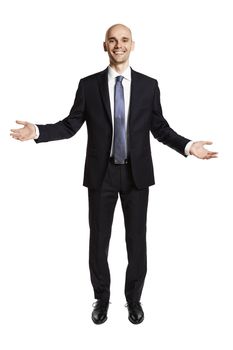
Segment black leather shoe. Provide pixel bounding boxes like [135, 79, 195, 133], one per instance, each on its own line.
[126, 301, 144, 324]
[91, 300, 110, 324]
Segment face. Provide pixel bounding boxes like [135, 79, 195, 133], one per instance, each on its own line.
[103, 25, 135, 65]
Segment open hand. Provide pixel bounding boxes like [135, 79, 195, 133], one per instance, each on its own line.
[10, 120, 37, 141]
[190, 141, 218, 159]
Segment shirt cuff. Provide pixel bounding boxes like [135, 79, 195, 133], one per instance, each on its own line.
[184, 140, 194, 156]
[34, 124, 40, 139]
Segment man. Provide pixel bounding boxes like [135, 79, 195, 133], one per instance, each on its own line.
[10, 24, 217, 325]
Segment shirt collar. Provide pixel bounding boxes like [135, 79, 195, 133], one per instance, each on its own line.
[108, 65, 131, 82]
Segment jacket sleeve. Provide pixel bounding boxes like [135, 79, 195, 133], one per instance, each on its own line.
[150, 80, 190, 156]
[35, 79, 86, 143]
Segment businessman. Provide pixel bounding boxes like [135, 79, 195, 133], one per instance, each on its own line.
[10, 24, 217, 325]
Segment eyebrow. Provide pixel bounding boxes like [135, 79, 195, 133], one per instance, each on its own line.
[107, 36, 130, 40]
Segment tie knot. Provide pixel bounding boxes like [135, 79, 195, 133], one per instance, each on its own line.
[116, 75, 124, 83]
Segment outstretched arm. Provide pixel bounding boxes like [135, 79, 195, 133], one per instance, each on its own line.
[10, 79, 85, 143]
[189, 141, 218, 159]
[151, 81, 218, 160]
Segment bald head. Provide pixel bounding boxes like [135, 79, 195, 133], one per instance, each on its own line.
[105, 24, 133, 41]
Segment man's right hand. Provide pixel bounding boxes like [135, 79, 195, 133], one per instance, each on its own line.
[10, 120, 37, 141]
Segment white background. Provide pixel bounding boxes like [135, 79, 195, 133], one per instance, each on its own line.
[0, 0, 232, 349]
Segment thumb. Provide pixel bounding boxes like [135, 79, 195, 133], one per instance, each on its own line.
[203, 141, 213, 146]
[16, 120, 28, 126]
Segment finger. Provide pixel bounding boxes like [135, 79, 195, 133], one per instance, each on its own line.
[205, 150, 218, 154]
[10, 131, 22, 137]
[16, 120, 27, 126]
[10, 128, 23, 132]
[10, 134, 22, 140]
[206, 153, 218, 159]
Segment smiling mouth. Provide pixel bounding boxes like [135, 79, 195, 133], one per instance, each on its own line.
[113, 50, 126, 55]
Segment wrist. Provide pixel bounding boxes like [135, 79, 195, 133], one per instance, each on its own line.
[33, 124, 39, 139]
[185, 141, 194, 156]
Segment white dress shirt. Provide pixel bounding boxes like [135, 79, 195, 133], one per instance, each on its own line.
[34, 66, 193, 155]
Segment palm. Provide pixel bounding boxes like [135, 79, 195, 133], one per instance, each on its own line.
[10, 120, 36, 141]
[190, 141, 218, 160]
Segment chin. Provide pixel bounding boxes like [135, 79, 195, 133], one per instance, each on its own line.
[112, 57, 127, 64]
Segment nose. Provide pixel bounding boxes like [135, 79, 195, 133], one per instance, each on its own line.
[114, 41, 122, 48]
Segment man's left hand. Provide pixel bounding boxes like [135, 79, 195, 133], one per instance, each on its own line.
[190, 141, 218, 159]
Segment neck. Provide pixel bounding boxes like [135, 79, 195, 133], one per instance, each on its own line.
[109, 61, 129, 74]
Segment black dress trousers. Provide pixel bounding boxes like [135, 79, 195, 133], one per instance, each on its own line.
[88, 158, 149, 303]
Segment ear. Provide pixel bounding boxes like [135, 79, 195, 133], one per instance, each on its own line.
[103, 42, 107, 52]
[131, 41, 135, 52]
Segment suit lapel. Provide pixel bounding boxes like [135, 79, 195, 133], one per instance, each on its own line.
[128, 68, 139, 127]
[97, 68, 112, 125]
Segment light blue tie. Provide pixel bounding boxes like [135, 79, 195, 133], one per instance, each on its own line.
[113, 76, 127, 164]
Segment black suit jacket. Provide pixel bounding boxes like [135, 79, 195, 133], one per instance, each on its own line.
[35, 67, 190, 189]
